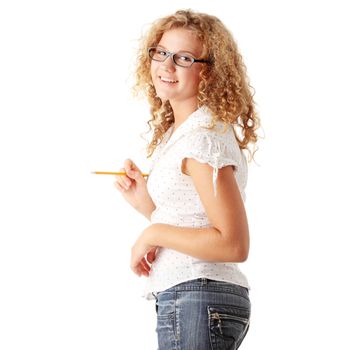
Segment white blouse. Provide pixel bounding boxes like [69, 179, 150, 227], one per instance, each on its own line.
[144, 106, 250, 300]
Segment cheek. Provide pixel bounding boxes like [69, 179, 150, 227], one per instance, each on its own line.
[184, 69, 201, 90]
[150, 62, 157, 83]
[193, 66, 203, 83]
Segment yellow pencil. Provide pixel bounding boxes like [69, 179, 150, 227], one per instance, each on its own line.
[91, 171, 149, 177]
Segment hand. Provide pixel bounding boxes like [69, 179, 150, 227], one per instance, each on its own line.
[114, 158, 147, 198]
[130, 227, 158, 277]
[114, 159, 155, 218]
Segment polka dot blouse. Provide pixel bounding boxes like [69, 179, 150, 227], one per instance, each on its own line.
[144, 106, 250, 300]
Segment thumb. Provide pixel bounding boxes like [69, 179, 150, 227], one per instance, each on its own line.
[124, 159, 142, 180]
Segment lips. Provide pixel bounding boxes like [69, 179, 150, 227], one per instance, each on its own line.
[159, 76, 178, 83]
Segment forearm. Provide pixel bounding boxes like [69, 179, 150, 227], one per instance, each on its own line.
[146, 223, 248, 262]
[135, 199, 156, 221]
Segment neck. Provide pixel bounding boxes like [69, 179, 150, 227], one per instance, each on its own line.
[170, 100, 199, 132]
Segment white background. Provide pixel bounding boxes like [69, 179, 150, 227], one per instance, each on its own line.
[1, 0, 349, 349]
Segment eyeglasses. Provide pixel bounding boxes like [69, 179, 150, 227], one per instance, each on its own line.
[148, 47, 210, 68]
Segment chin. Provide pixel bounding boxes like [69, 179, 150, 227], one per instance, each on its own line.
[155, 90, 176, 102]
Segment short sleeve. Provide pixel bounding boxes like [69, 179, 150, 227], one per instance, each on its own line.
[181, 126, 241, 196]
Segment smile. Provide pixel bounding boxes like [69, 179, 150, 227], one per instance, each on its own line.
[159, 76, 178, 83]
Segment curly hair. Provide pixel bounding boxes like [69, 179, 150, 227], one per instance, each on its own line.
[133, 9, 261, 162]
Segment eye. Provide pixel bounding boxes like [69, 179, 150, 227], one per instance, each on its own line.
[177, 54, 192, 62]
[156, 48, 167, 56]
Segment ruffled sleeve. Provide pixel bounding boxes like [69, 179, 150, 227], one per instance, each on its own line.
[181, 126, 242, 196]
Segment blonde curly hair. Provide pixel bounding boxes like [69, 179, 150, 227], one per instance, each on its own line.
[133, 9, 261, 161]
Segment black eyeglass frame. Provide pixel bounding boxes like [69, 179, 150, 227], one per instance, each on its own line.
[148, 47, 210, 68]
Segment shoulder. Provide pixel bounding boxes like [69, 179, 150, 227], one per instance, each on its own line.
[181, 108, 247, 177]
[184, 107, 237, 146]
[184, 120, 242, 166]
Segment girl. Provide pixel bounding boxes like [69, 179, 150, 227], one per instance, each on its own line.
[114, 9, 260, 350]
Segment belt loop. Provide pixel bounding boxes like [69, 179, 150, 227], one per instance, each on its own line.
[201, 278, 208, 285]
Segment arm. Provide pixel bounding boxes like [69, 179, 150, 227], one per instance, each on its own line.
[131, 158, 250, 275]
[134, 198, 156, 221]
[130, 187, 155, 221]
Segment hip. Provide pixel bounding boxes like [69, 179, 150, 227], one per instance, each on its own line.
[154, 278, 251, 350]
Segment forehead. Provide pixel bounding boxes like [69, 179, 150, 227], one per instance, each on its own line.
[158, 28, 203, 56]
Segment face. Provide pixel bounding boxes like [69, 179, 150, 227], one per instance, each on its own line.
[150, 28, 204, 108]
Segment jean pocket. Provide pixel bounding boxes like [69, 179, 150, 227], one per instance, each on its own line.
[156, 292, 175, 320]
[208, 304, 250, 350]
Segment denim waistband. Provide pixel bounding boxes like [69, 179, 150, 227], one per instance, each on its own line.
[161, 278, 249, 300]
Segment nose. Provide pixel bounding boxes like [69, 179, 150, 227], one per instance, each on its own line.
[160, 55, 176, 72]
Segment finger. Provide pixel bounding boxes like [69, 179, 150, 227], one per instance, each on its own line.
[132, 262, 148, 277]
[135, 258, 151, 276]
[130, 263, 141, 277]
[146, 249, 156, 264]
[140, 257, 151, 272]
[114, 177, 130, 191]
[124, 159, 139, 172]
[124, 159, 142, 181]
[114, 181, 126, 193]
[116, 168, 132, 190]
[131, 258, 146, 276]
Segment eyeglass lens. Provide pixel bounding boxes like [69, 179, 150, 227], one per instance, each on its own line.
[149, 48, 194, 67]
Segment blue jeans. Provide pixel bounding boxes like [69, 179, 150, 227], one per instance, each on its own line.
[153, 278, 251, 350]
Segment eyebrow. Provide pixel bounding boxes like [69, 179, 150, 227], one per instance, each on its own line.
[156, 44, 197, 57]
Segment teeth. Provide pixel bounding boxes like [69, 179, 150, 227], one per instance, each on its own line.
[160, 77, 178, 83]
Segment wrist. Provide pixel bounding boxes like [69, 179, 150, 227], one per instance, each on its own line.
[144, 223, 161, 246]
